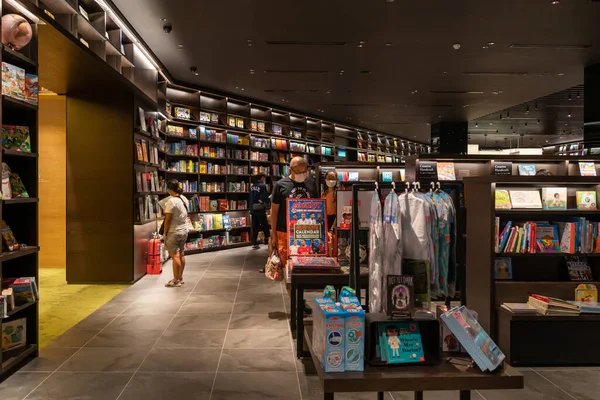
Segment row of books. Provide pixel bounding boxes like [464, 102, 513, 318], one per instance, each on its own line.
[199, 162, 226, 174]
[226, 133, 249, 146]
[227, 149, 249, 160]
[251, 138, 270, 148]
[1, 220, 20, 252]
[179, 180, 198, 193]
[357, 152, 377, 162]
[2, 62, 38, 105]
[228, 182, 250, 192]
[527, 294, 580, 316]
[168, 142, 198, 156]
[138, 110, 161, 139]
[290, 142, 306, 152]
[187, 214, 248, 232]
[494, 255, 595, 281]
[168, 160, 198, 173]
[1, 277, 38, 318]
[198, 129, 225, 143]
[251, 166, 270, 176]
[137, 195, 162, 222]
[192, 198, 249, 212]
[2, 162, 29, 199]
[495, 219, 600, 254]
[495, 188, 597, 210]
[199, 111, 220, 124]
[200, 146, 225, 158]
[199, 182, 225, 193]
[251, 151, 269, 162]
[2, 125, 32, 153]
[227, 116, 246, 129]
[227, 165, 249, 175]
[272, 165, 290, 177]
[135, 138, 159, 165]
[135, 171, 161, 193]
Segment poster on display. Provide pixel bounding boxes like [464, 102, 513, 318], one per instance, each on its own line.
[286, 198, 328, 256]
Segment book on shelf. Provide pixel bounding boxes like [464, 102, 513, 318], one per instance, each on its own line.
[494, 190, 512, 210]
[500, 303, 538, 315]
[436, 162, 456, 181]
[24, 74, 38, 105]
[386, 275, 415, 319]
[1, 317, 26, 350]
[527, 294, 580, 316]
[1, 220, 18, 251]
[494, 257, 512, 280]
[2, 125, 31, 153]
[568, 301, 600, 314]
[566, 256, 593, 281]
[166, 125, 184, 136]
[135, 141, 143, 161]
[577, 191, 597, 210]
[579, 162, 596, 177]
[508, 190, 542, 209]
[517, 164, 536, 176]
[575, 284, 597, 302]
[138, 107, 146, 132]
[9, 173, 28, 198]
[541, 187, 567, 210]
[174, 107, 191, 120]
[141, 140, 149, 162]
[2, 62, 25, 101]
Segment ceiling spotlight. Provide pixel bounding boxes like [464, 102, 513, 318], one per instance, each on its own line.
[359, 40, 366, 44]
[475, 122, 478, 127]
[488, 42, 495, 46]
[568, 112, 572, 117]
[249, 69, 255, 74]
[568, 94, 572, 100]
[339, 70, 344, 75]
[190, 66, 198, 75]
[490, 122, 493, 125]
[551, 0, 559, 4]
[558, 72, 565, 76]
[577, 92, 581, 99]
[247, 39, 253, 46]
[385, 42, 392, 47]
[357, 44, 363, 48]
[241, 88, 245, 91]
[507, 112, 510, 118]
[177, 44, 184, 49]
[386, 0, 395, 2]
[453, 43, 461, 50]
[160, 18, 167, 21]
[482, 45, 489, 49]
[537, 119, 541, 124]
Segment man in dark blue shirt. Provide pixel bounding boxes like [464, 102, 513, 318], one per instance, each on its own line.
[249, 174, 271, 250]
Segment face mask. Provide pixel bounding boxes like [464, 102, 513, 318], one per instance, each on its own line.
[326, 180, 337, 188]
[292, 172, 307, 183]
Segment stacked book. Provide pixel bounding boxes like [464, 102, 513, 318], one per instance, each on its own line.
[527, 294, 580, 316]
[500, 303, 538, 315]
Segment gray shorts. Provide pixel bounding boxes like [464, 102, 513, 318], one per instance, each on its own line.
[165, 232, 188, 254]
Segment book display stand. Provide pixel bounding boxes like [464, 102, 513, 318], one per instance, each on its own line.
[465, 176, 600, 365]
[0, 2, 40, 377]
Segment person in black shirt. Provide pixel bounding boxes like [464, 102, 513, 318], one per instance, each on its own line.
[249, 174, 270, 250]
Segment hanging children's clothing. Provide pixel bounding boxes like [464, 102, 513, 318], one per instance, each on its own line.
[382, 189, 402, 314]
[368, 191, 384, 313]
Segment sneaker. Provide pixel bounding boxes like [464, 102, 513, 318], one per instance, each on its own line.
[252, 245, 260, 250]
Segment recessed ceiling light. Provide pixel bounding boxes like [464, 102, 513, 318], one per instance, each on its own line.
[160, 18, 167, 21]
[385, 42, 392, 46]
[249, 69, 255, 74]
[241, 88, 245, 91]
[247, 39, 253, 46]
[177, 44, 183, 49]
[551, 0, 559, 4]
[488, 42, 495, 46]
[359, 40, 366, 44]
[558, 72, 565, 76]
[482, 45, 489, 49]
[357, 44, 363, 48]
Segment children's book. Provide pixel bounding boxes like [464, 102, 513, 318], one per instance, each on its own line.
[381, 171, 393, 182]
[1, 317, 26, 350]
[167, 125, 183, 136]
[211, 113, 219, 124]
[9, 173, 28, 198]
[228, 116, 236, 127]
[494, 258, 513, 280]
[517, 164, 536, 176]
[568, 301, 600, 313]
[579, 162, 597, 177]
[174, 107, 191, 120]
[236, 118, 244, 129]
[437, 162, 456, 181]
[541, 187, 567, 210]
[509, 190, 542, 209]
[273, 124, 282, 135]
[377, 321, 425, 364]
[566, 256, 593, 281]
[387, 275, 414, 319]
[574, 284, 598, 302]
[536, 223, 560, 252]
[577, 191, 597, 210]
[348, 172, 359, 182]
[560, 222, 576, 253]
[138, 107, 146, 131]
[199, 112, 211, 122]
[494, 190, 512, 210]
[2, 62, 25, 100]
[24, 74, 38, 105]
[2, 125, 31, 153]
[1, 220, 17, 251]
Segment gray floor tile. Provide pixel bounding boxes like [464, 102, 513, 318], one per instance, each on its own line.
[169, 314, 231, 330]
[106, 314, 173, 330]
[229, 313, 289, 329]
[21, 347, 79, 372]
[121, 300, 184, 316]
[72, 314, 117, 330]
[240, 270, 267, 279]
[155, 329, 227, 349]
[390, 391, 485, 400]
[536, 368, 600, 400]
[25, 372, 132, 400]
[139, 348, 221, 372]
[85, 329, 163, 348]
[233, 301, 286, 314]
[118, 372, 214, 400]
[0, 372, 50, 400]
[58, 346, 151, 372]
[178, 302, 234, 315]
[235, 292, 285, 302]
[211, 372, 301, 400]
[224, 329, 291, 349]
[186, 292, 235, 303]
[89, 301, 133, 316]
[236, 283, 282, 295]
[203, 271, 242, 279]
[132, 291, 192, 304]
[194, 279, 239, 293]
[45, 329, 99, 348]
[479, 370, 574, 400]
[218, 349, 296, 372]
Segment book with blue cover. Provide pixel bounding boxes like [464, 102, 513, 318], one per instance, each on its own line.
[441, 306, 505, 371]
[377, 321, 425, 364]
[517, 164, 536, 176]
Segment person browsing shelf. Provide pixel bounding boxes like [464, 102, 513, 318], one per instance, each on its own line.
[322, 170, 338, 230]
[249, 173, 271, 250]
[162, 179, 189, 287]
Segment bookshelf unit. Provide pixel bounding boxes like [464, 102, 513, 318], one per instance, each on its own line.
[0, 2, 40, 376]
[465, 176, 600, 365]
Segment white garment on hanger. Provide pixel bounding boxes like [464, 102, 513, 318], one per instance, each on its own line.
[399, 192, 430, 261]
[382, 190, 402, 314]
[368, 191, 384, 313]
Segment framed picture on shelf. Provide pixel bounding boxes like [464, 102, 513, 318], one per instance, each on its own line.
[138, 107, 146, 131]
[494, 258, 512, 280]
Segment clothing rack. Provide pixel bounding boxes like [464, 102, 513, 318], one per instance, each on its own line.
[348, 181, 466, 308]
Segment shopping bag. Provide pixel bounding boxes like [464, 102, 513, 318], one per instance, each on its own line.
[265, 250, 283, 281]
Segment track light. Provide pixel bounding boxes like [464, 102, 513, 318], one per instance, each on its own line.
[475, 122, 478, 127]
[526, 105, 530, 113]
[537, 119, 540, 124]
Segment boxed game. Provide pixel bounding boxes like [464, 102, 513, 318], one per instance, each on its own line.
[339, 296, 365, 371]
[312, 298, 345, 372]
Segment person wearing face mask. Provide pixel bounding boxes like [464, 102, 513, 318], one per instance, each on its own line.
[322, 171, 338, 231]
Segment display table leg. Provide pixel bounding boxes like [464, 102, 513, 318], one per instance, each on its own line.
[297, 286, 305, 358]
[377, 392, 384, 400]
[460, 390, 471, 400]
[324, 392, 334, 400]
[414, 391, 423, 400]
[290, 282, 297, 332]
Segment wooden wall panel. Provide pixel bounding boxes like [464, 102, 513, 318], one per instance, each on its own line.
[66, 89, 134, 283]
[39, 95, 67, 268]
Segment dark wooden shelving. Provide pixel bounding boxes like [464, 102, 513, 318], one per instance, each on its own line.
[0, 247, 39, 262]
[1, 345, 37, 372]
[6, 301, 37, 317]
[135, 160, 159, 168]
[3, 198, 38, 204]
[42, 0, 78, 14]
[198, 156, 226, 160]
[2, 96, 38, 111]
[165, 153, 198, 159]
[135, 216, 164, 225]
[1, 45, 37, 68]
[2, 149, 38, 158]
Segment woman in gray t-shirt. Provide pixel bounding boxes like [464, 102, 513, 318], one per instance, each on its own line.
[163, 179, 189, 287]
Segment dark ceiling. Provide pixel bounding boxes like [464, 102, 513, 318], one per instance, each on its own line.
[110, 0, 600, 144]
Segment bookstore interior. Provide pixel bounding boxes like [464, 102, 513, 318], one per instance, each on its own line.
[3, 0, 600, 398]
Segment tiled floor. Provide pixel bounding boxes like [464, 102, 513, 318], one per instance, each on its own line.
[1, 247, 599, 399]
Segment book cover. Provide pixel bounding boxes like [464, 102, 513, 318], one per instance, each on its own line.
[286, 199, 328, 258]
[9, 173, 28, 198]
[381, 171, 393, 182]
[211, 113, 219, 124]
[1, 317, 26, 351]
[141, 140, 149, 162]
[227, 116, 236, 127]
[419, 161, 438, 181]
[236, 118, 244, 129]
[386, 275, 414, 319]
[273, 124, 282, 135]
[199, 112, 211, 122]
[494, 190, 512, 210]
[24, 74, 38, 105]
[574, 284, 598, 302]
[437, 162, 456, 181]
[1, 220, 17, 251]
[509, 190, 542, 209]
[541, 187, 567, 210]
[258, 122, 265, 132]
[138, 107, 146, 131]
[517, 164, 536, 176]
[494, 258, 513, 280]
[536, 223, 560, 252]
[348, 172, 359, 182]
[2, 125, 31, 153]
[568, 301, 600, 313]
[250, 120, 258, 131]
[566, 256, 593, 281]
[579, 162, 597, 177]
[377, 321, 425, 364]
[577, 191, 597, 210]
[560, 222, 576, 253]
[166, 125, 183, 136]
[289, 256, 339, 268]
[174, 107, 191, 120]
[2, 62, 25, 100]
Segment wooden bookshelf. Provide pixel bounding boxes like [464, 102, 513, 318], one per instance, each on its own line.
[464, 175, 600, 365]
[0, 3, 40, 377]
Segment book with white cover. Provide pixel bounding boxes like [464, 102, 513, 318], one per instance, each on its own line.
[509, 190, 542, 209]
[500, 303, 538, 314]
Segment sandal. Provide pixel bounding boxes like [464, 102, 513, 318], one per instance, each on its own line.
[165, 279, 181, 287]
[179, 279, 185, 285]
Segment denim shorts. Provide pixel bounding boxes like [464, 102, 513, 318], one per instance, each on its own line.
[165, 232, 188, 254]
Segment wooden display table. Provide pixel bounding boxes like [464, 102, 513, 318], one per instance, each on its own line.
[290, 269, 369, 358]
[305, 328, 524, 400]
